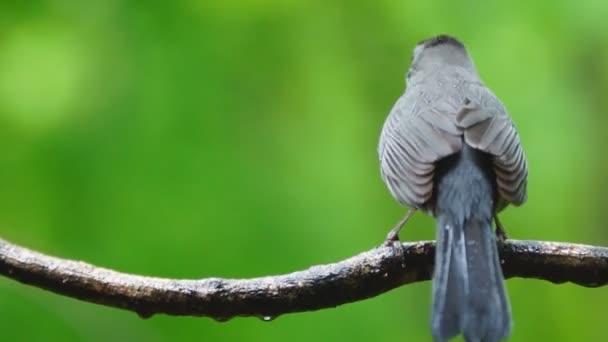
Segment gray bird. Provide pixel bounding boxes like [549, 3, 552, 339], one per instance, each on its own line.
[378, 35, 528, 341]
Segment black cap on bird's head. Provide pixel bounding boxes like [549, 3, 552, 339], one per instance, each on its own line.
[407, 34, 476, 81]
[417, 35, 465, 50]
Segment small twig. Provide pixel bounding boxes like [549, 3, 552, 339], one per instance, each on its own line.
[0, 238, 606, 320]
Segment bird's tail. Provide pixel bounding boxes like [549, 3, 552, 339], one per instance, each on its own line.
[431, 145, 511, 342]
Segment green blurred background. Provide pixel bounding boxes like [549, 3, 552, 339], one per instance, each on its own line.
[1, 1, 607, 341]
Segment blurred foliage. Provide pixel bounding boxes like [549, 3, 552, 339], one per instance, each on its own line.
[1, 1, 607, 341]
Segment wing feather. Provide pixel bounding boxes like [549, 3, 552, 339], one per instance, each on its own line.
[379, 88, 462, 208]
[379, 83, 528, 210]
[456, 86, 528, 207]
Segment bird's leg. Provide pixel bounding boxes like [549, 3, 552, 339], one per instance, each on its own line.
[384, 208, 417, 246]
[494, 215, 509, 242]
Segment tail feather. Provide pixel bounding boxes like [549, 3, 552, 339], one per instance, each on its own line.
[431, 145, 511, 342]
[431, 214, 467, 340]
[462, 218, 511, 342]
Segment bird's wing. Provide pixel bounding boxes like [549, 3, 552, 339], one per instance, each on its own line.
[456, 85, 528, 206]
[379, 88, 462, 208]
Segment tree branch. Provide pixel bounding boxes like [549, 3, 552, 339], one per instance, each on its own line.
[0, 238, 606, 320]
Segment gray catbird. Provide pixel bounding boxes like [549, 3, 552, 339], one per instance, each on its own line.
[378, 35, 528, 341]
